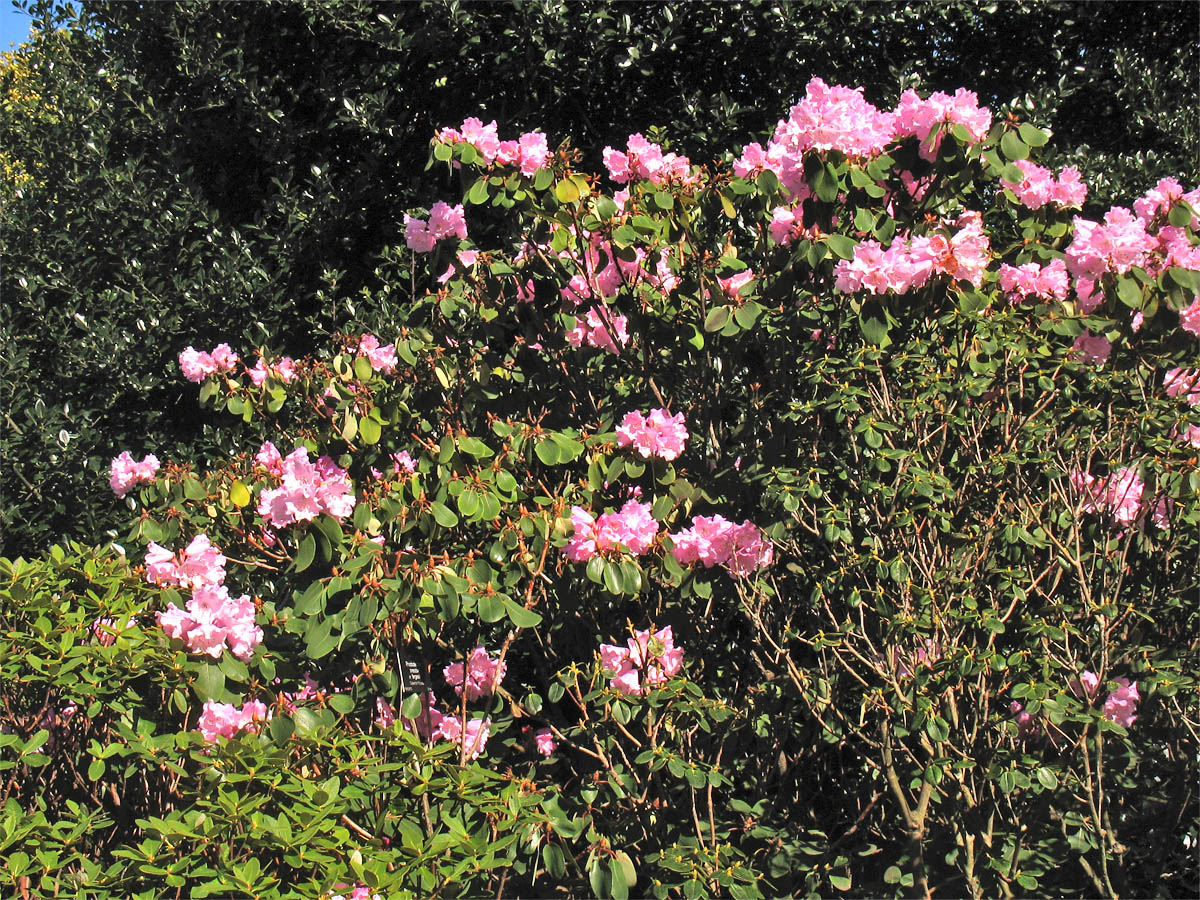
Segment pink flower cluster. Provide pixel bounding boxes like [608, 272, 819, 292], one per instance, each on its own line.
[669, 514, 773, 576]
[437, 117, 551, 176]
[735, 79, 991, 192]
[197, 699, 269, 743]
[257, 447, 355, 528]
[1001, 160, 1088, 210]
[357, 334, 397, 374]
[1069, 671, 1141, 728]
[444, 647, 507, 701]
[1132, 176, 1200, 229]
[599, 626, 684, 697]
[565, 306, 629, 354]
[325, 885, 382, 900]
[616, 408, 688, 461]
[997, 258, 1070, 303]
[1065, 207, 1158, 312]
[157, 584, 262, 660]
[146, 534, 226, 589]
[602, 133, 696, 186]
[109, 451, 159, 498]
[179, 343, 239, 383]
[564, 500, 659, 562]
[768, 199, 821, 246]
[404, 201, 468, 253]
[1164, 367, 1200, 406]
[1180, 297, 1200, 338]
[716, 269, 755, 299]
[248, 355, 298, 387]
[1071, 331, 1112, 366]
[891, 87, 993, 161]
[410, 694, 491, 760]
[1070, 466, 1170, 530]
[534, 728, 556, 757]
[834, 211, 990, 294]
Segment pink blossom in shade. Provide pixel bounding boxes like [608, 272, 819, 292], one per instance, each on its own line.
[1071, 332, 1112, 366]
[255, 441, 284, 476]
[565, 307, 629, 354]
[1151, 495, 1173, 531]
[109, 451, 160, 498]
[1173, 422, 1200, 449]
[443, 647, 508, 701]
[1068, 670, 1101, 699]
[438, 248, 481, 283]
[1178, 297, 1200, 338]
[616, 409, 689, 461]
[257, 448, 355, 528]
[375, 697, 396, 729]
[534, 728, 556, 757]
[1164, 367, 1200, 406]
[178, 344, 239, 382]
[998, 259, 1070, 303]
[357, 334, 398, 374]
[391, 451, 417, 474]
[716, 269, 755, 299]
[892, 88, 991, 161]
[1103, 677, 1140, 728]
[1009, 700, 1041, 740]
[197, 699, 270, 743]
[669, 515, 773, 575]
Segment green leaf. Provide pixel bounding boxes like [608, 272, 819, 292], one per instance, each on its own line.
[533, 168, 554, 191]
[925, 716, 950, 743]
[229, 481, 251, 508]
[704, 306, 731, 332]
[594, 195, 617, 220]
[431, 502, 459, 528]
[1116, 275, 1143, 308]
[535, 439, 560, 465]
[589, 860, 610, 899]
[87, 758, 105, 781]
[328, 693, 355, 715]
[353, 355, 374, 381]
[305, 618, 336, 659]
[1018, 122, 1049, 147]
[341, 408, 358, 442]
[884, 866, 901, 884]
[859, 303, 890, 346]
[1000, 131, 1028, 160]
[359, 415, 381, 445]
[613, 851, 637, 891]
[504, 597, 543, 628]
[294, 532, 316, 573]
[543, 844, 565, 880]
[653, 191, 673, 211]
[1168, 203, 1193, 227]
[478, 592, 505, 623]
[825, 234, 857, 259]
[555, 179, 580, 204]
[609, 858, 629, 900]
[829, 873, 852, 891]
[602, 559, 624, 595]
[194, 665, 226, 702]
[433, 141, 453, 162]
[813, 163, 839, 202]
[468, 177, 490, 205]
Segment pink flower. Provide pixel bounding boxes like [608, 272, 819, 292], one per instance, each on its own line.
[892, 87, 991, 161]
[998, 259, 1069, 303]
[602, 133, 695, 186]
[1001, 160, 1087, 210]
[1103, 677, 1139, 728]
[1179, 297, 1200, 338]
[178, 344, 239, 382]
[247, 356, 297, 387]
[255, 441, 284, 476]
[375, 697, 396, 728]
[599, 626, 684, 697]
[444, 647, 507, 701]
[358, 334, 398, 374]
[1070, 467, 1146, 527]
[1009, 700, 1041, 740]
[669, 515, 773, 575]
[1164, 368, 1200, 406]
[1068, 670, 1101, 699]
[144, 534, 226, 590]
[197, 699, 269, 743]
[391, 451, 417, 474]
[616, 409, 689, 461]
[565, 307, 629, 354]
[534, 728, 556, 757]
[564, 500, 659, 562]
[1071, 332, 1112, 365]
[110, 451, 159, 498]
[257, 448, 354, 528]
[716, 269, 755, 299]
[157, 583, 263, 661]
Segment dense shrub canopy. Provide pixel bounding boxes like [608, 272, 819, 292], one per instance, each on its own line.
[1, 0, 1197, 556]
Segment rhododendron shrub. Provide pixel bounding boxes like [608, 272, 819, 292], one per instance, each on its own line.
[5, 80, 1198, 900]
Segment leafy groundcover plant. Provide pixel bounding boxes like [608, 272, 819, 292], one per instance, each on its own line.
[3, 78, 1197, 899]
